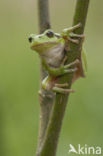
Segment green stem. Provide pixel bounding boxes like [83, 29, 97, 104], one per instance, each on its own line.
[38, 0, 90, 156]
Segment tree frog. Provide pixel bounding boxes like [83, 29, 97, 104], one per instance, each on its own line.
[28, 24, 86, 94]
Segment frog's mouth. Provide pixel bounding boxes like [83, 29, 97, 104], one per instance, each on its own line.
[31, 41, 58, 50]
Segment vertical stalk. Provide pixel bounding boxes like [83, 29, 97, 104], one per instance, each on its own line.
[36, 0, 54, 155]
[38, 0, 51, 34]
[37, 0, 90, 156]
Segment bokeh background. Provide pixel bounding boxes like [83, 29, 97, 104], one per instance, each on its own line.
[0, 0, 103, 156]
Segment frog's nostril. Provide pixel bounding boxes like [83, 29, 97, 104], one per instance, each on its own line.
[28, 37, 33, 43]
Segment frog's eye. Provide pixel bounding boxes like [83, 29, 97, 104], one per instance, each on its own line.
[28, 37, 33, 43]
[46, 31, 54, 38]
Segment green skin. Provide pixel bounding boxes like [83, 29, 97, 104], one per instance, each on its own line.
[28, 24, 86, 94]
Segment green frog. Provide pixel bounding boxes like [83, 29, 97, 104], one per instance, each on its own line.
[28, 23, 87, 94]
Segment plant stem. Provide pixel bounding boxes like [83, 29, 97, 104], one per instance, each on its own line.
[36, 0, 54, 155]
[38, 0, 90, 156]
[38, 0, 51, 34]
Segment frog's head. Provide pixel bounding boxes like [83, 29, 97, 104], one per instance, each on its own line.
[28, 29, 64, 54]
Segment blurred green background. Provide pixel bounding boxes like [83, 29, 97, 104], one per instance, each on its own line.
[0, 0, 103, 156]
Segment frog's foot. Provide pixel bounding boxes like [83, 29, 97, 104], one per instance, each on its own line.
[69, 33, 85, 39]
[38, 90, 45, 97]
[63, 68, 77, 74]
[38, 89, 54, 99]
[63, 23, 81, 34]
[55, 83, 69, 88]
[53, 83, 75, 94]
[53, 86, 75, 94]
[64, 59, 79, 69]
[68, 28, 85, 43]
[61, 59, 79, 74]
[68, 33, 85, 44]
[68, 38, 79, 44]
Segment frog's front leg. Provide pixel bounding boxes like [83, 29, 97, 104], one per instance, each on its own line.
[62, 23, 81, 36]
[42, 59, 79, 93]
[46, 59, 79, 77]
[62, 23, 85, 44]
[69, 33, 85, 38]
[67, 34, 84, 45]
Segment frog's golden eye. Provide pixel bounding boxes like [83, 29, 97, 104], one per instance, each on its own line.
[46, 31, 54, 38]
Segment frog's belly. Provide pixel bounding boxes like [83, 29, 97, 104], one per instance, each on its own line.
[42, 43, 65, 67]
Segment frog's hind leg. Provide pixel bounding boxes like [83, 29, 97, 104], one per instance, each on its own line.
[53, 83, 75, 94]
[53, 86, 75, 94]
[55, 83, 69, 88]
